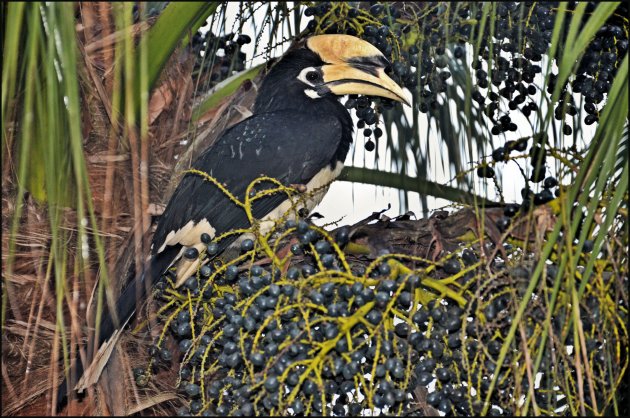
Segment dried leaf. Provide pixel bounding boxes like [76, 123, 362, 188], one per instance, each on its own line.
[75, 327, 125, 392]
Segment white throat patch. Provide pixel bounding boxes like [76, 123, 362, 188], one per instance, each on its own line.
[305, 88, 322, 99]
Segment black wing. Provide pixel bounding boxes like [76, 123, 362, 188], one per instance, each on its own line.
[152, 109, 344, 257]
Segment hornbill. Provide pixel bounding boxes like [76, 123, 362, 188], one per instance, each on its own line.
[57, 34, 409, 408]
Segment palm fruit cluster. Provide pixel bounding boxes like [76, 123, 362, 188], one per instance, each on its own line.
[128, 180, 626, 416]
[142, 220, 450, 416]
[190, 29, 252, 88]
[303, 2, 627, 133]
[302, 1, 628, 200]
[128, 2, 251, 90]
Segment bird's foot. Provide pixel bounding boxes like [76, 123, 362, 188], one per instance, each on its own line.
[289, 183, 308, 193]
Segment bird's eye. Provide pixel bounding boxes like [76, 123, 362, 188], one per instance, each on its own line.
[306, 71, 320, 82]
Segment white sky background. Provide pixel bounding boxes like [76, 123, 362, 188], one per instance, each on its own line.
[205, 2, 596, 227]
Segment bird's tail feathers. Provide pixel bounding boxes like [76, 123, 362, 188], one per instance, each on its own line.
[56, 261, 153, 411]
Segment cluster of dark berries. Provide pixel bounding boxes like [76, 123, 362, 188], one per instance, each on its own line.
[141, 213, 520, 416]
[302, 2, 628, 156]
[133, 201, 624, 416]
[471, 1, 627, 137]
[190, 30, 252, 88]
[479, 133, 561, 225]
[344, 95, 389, 152]
[565, 3, 628, 126]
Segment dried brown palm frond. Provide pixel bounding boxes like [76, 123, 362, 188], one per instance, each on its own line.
[1, 2, 216, 415]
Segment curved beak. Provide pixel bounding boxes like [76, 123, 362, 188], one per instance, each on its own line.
[321, 63, 410, 106]
[306, 34, 411, 106]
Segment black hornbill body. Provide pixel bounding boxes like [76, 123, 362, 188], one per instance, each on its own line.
[58, 34, 408, 408]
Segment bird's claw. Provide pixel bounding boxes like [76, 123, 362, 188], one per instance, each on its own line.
[290, 183, 308, 193]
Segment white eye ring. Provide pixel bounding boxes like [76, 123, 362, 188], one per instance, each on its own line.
[298, 67, 322, 86]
